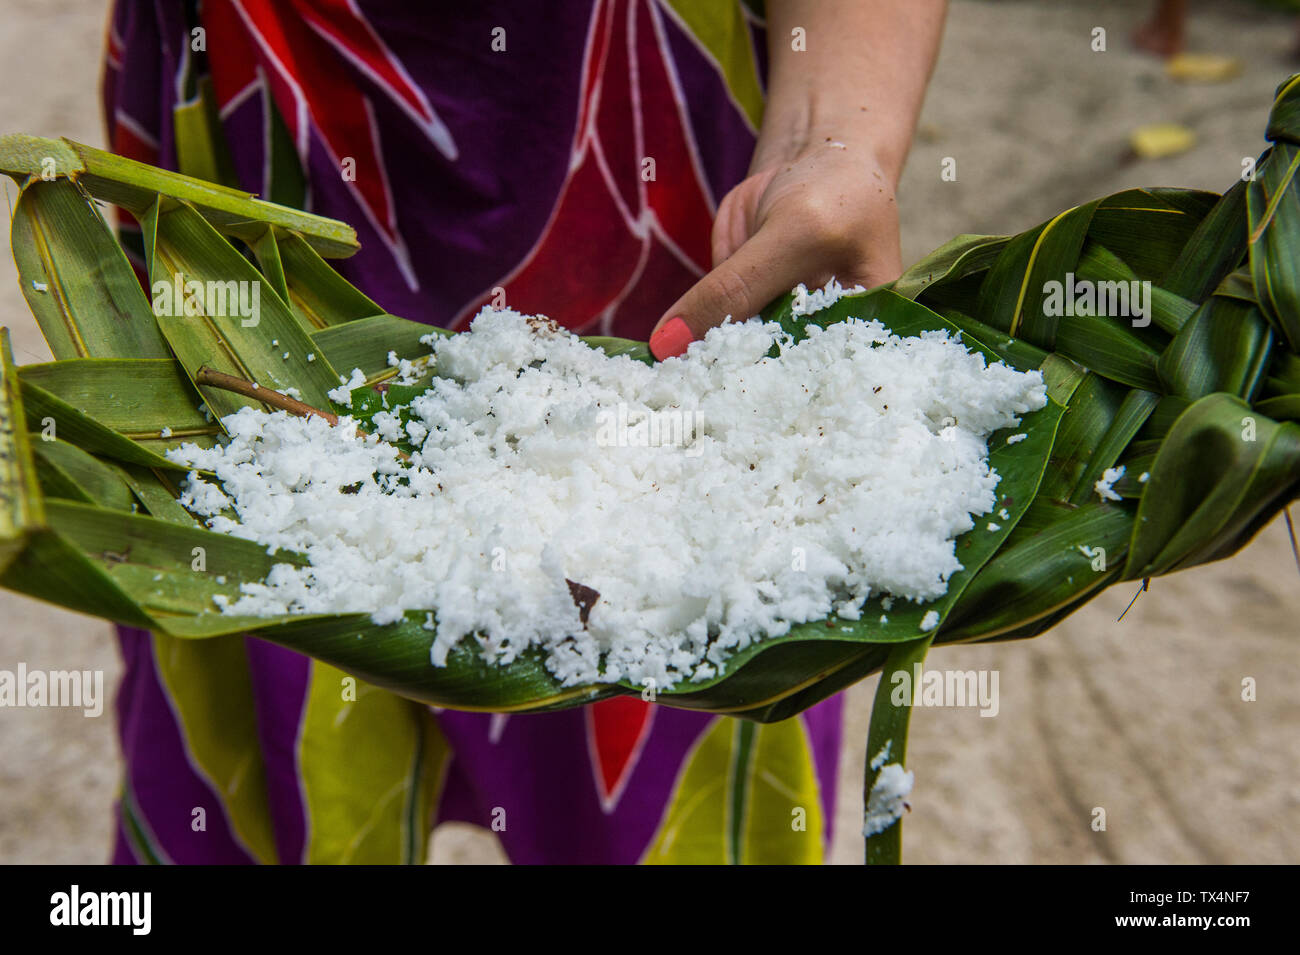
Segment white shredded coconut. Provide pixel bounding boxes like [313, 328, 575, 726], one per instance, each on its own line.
[159, 426, 173, 439]
[869, 740, 893, 771]
[987, 522, 1000, 532]
[790, 277, 867, 317]
[864, 763, 914, 837]
[919, 610, 941, 632]
[327, 367, 367, 404]
[385, 349, 424, 385]
[166, 306, 1045, 688]
[1138, 471, 1150, 484]
[1005, 432, 1027, 445]
[177, 470, 230, 515]
[1095, 465, 1126, 502]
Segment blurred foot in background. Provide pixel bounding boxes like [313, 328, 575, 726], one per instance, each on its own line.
[1134, 0, 1187, 58]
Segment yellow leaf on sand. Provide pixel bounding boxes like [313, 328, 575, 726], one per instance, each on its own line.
[1130, 123, 1196, 160]
[1165, 52, 1243, 84]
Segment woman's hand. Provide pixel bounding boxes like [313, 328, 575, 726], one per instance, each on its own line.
[649, 135, 903, 360]
[649, 0, 947, 360]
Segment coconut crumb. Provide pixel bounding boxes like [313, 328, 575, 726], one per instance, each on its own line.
[790, 277, 867, 317]
[869, 741, 893, 771]
[327, 368, 367, 404]
[1095, 465, 1126, 503]
[864, 762, 914, 837]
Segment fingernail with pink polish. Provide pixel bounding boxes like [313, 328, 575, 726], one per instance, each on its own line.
[649, 317, 694, 360]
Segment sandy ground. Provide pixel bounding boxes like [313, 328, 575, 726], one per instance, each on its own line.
[1, 0, 1298, 865]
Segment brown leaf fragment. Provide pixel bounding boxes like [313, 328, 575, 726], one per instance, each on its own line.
[565, 578, 600, 626]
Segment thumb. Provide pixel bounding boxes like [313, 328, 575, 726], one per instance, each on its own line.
[649, 227, 814, 360]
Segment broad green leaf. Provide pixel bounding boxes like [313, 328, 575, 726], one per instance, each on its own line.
[173, 76, 240, 189]
[0, 523, 153, 628]
[1248, 140, 1300, 350]
[1136, 393, 1193, 441]
[18, 358, 212, 438]
[19, 376, 190, 470]
[0, 329, 44, 575]
[1124, 393, 1300, 578]
[580, 336, 654, 365]
[144, 199, 342, 415]
[1035, 372, 1128, 503]
[974, 225, 1046, 334]
[863, 635, 933, 865]
[1214, 265, 1259, 306]
[1090, 189, 1213, 282]
[247, 227, 292, 309]
[928, 310, 1049, 372]
[978, 201, 1101, 348]
[0, 134, 357, 258]
[1265, 72, 1300, 145]
[1009, 201, 1101, 346]
[1156, 296, 1275, 400]
[942, 503, 1132, 643]
[312, 314, 444, 381]
[893, 233, 1009, 300]
[34, 439, 137, 511]
[1052, 313, 1163, 391]
[8, 179, 168, 360]
[115, 463, 202, 526]
[278, 232, 385, 329]
[1067, 389, 1160, 506]
[1256, 393, 1300, 421]
[1077, 241, 1193, 335]
[1267, 350, 1300, 396]
[1163, 179, 1249, 303]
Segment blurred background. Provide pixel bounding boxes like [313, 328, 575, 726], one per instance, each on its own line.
[1, 0, 1297, 864]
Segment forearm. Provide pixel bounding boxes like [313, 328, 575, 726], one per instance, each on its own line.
[760, 0, 947, 184]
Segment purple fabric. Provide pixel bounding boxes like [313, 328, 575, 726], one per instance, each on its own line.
[114, 628, 257, 864]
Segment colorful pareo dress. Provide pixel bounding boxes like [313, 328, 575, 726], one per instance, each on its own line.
[103, 0, 843, 864]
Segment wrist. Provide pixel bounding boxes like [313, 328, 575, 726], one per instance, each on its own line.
[752, 95, 912, 187]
